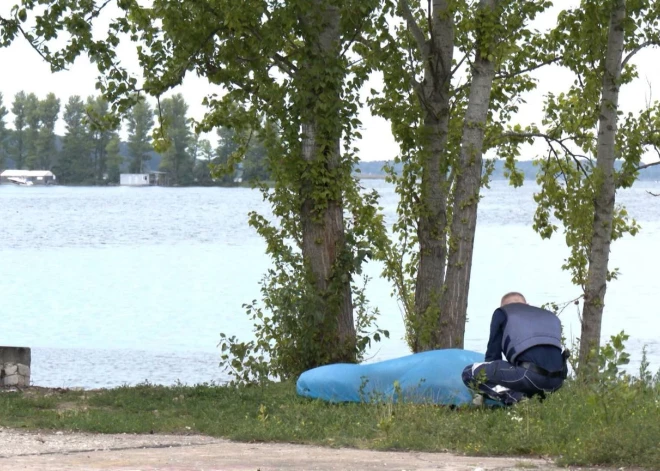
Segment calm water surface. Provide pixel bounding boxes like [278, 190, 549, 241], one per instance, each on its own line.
[1, 180, 659, 388]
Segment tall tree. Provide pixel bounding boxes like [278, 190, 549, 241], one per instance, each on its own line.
[192, 138, 215, 185]
[214, 126, 240, 184]
[9, 91, 27, 169]
[580, 0, 626, 372]
[35, 92, 60, 169]
[187, 132, 200, 163]
[157, 93, 193, 185]
[57, 95, 91, 183]
[369, 0, 553, 350]
[23, 92, 40, 169]
[212, 125, 272, 183]
[1, 0, 391, 379]
[126, 98, 154, 174]
[242, 134, 270, 182]
[86, 95, 116, 181]
[0, 92, 8, 169]
[513, 0, 660, 372]
[23, 92, 60, 170]
[105, 135, 123, 183]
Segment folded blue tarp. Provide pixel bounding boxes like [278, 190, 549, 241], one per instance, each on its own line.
[296, 348, 493, 406]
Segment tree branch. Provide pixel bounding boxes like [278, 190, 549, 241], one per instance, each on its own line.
[636, 159, 660, 171]
[453, 55, 562, 94]
[243, 25, 297, 76]
[199, 1, 297, 78]
[399, 0, 428, 62]
[340, 10, 369, 59]
[86, 0, 114, 22]
[427, 0, 433, 41]
[272, 52, 298, 76]
[405, 39, 425, 107]
[12, 23, 69, 71]
[547, 141, 570, 182]
[494, 56, 561, 82]
[505, 131, 592, 180]
[262, 8, 301, 56]
[622, 41, 657, 68]
[204, 59, 252, 93]
[451, 53, 469, 76]
[545, 294, 584, 317]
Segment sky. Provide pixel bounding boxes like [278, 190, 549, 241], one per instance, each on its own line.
[1, 1, 659, 163]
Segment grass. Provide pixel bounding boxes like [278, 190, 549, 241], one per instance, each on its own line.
[0, 378, 658, 469]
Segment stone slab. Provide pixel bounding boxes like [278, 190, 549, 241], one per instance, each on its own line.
[2, 375, 19, 387]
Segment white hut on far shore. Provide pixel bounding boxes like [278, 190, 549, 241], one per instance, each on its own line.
[0, 170, 57, 185]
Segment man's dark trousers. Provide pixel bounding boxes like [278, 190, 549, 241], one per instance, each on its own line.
[461, 360, 564, 405]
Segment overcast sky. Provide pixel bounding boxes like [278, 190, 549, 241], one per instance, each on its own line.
[1, 1, 658, 163]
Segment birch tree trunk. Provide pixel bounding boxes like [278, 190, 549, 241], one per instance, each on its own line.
[411, 0, 454, 351]
[408, 0, 500, 350]
[440, 0, 499, 348]
[579, 0, 626, 370]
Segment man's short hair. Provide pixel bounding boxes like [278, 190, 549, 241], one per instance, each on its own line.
[501, 291, 527, 306]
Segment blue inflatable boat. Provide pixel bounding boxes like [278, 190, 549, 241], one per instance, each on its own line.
[296, 348, 492, 406]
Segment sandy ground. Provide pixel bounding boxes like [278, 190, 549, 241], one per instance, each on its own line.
[0, 428, 619, 471]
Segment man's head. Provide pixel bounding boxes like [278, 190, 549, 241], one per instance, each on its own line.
[500, 291, 527, 307]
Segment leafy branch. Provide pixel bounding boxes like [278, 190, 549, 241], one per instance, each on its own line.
[621, 40, 660, 68]
[504, 131, 593, 180]
[493, 55, 561, 82]
[398, 0, 428, 62]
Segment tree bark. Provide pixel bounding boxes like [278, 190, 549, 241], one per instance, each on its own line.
[412, 0, 454, 352]
[579, 0, 626, 371]
[300, 1, 356, 363]
[440, 0, 499, 349]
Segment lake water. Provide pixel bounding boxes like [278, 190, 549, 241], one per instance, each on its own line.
[1, 180, 659, 388]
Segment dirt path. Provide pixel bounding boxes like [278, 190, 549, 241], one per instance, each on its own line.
[0, 428, 612, 471]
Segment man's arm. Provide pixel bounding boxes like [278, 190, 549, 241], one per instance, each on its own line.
[485, 309, 506, 362]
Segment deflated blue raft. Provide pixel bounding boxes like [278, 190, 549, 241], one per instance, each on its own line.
[296, 348, 488, 406]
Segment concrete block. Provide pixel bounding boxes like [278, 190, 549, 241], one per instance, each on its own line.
[1, 347, 31, 388]
[3, 374, 19, 387]
[0, 347, 31, 365]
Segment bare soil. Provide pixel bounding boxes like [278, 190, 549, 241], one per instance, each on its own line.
[0, 427, 618, 471]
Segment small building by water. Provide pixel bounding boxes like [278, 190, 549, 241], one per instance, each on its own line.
[0, 170, 57, 185]
[120, 173, 150, 186]
[120, 172, 169, 186]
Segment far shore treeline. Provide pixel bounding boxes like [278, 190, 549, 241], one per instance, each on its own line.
[2, 90, 659, 186]
[0, 90, 270, 186]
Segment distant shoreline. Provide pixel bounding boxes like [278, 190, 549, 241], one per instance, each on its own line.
[3, 173, 660, 188]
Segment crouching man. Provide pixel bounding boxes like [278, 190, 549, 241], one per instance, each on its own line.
[462, 292, 569, 406]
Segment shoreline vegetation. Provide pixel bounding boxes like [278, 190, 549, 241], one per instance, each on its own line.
[3, 159, 660, 188]
[3, 171, 659, 188]
[1, 343, 658, 470]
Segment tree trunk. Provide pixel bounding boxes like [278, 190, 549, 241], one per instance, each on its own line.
[412, 0, 454, 352]
[440, 0, 499, 349]
[300, 1, 356, 363]
[579, 0, 626, 371]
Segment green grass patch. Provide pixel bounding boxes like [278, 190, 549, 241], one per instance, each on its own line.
[0, 378, 658, 469]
